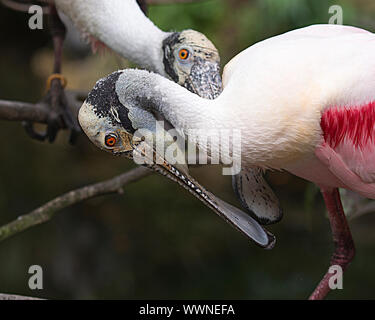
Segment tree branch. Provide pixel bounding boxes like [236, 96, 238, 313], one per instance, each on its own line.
[0, 293, 44, 300]
[0, 167, 152, 243]
[0, 99, 49, 123]
[0, 90, 85, 124]
[1, 0, 51, 13]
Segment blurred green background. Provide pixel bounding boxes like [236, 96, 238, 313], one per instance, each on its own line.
[1, 0, 375, 299]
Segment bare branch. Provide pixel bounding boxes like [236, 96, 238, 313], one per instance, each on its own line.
[0, 293, 44, 300]
[0, 90, 84, 124]
[0, 167, 152, 243]
[0, 99, 49, 123]
[1, 0, 50, 13]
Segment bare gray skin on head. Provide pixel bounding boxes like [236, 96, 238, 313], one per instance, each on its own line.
[163, 30, 222, 99]
[78, 70, 276, 249]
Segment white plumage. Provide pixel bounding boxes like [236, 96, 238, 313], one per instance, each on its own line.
[56, 0, 167, 74]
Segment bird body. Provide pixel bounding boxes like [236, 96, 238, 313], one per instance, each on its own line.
[80, 23, 375, 203]
[113, 24, 375, 199]
[79, 24, 375, 298]
[220, 24, 375, 171]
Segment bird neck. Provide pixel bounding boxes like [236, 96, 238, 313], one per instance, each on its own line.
[116, 70, 229, 142]
[57, 0, 169, 75]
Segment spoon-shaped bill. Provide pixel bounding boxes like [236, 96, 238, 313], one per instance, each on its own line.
[133, 145, 275, 249]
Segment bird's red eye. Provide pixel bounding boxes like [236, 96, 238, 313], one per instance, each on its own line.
[178, 49, 189, 60]
[105, 134, 117, 147]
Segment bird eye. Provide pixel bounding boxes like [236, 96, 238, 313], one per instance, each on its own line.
[105, 133, 117, 147]
[178, 48, 189, 60]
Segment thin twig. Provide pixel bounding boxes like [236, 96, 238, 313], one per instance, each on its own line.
[0, 167, 152, 243]
[0, 90, 85, 123]
[0, 293, 44, 300]
[0, 99, 49, 123]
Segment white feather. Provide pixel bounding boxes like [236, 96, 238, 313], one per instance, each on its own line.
[55, 0, 168, 75]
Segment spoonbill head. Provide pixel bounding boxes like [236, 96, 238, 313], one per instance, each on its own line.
[162, 29, 222, 99]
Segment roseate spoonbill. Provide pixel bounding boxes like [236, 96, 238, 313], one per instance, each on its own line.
[1, 0, 222, 141]
[78, 23, 374, 299]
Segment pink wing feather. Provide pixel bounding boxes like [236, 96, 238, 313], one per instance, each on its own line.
[317, 102, 375, 198]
